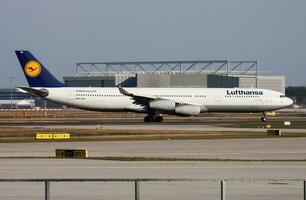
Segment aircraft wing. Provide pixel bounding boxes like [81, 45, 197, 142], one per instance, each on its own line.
[118, 86, 155, 107]
[118, 86, 189, 107]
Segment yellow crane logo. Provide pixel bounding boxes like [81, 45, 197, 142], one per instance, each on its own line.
[24, 61, 41, 77]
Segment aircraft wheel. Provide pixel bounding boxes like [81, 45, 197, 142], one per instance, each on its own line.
[144, 116, 150, 122]
[144, 115, 163, 122]
[155, 116, 163, 122]
[144, 116, 155, 122]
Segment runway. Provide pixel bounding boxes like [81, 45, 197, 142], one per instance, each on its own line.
[1, 119, 306, 133]
[102, 123, 306, 133]
[4, 123, 306, 133]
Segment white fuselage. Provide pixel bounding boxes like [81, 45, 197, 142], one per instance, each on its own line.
[33, 87, 292, 114]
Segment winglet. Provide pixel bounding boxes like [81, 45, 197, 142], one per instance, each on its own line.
[118, 85, 133, 96]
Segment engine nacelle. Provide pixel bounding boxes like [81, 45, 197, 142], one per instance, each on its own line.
[175, 105, 201, 116]
[149, 99, 175, 111]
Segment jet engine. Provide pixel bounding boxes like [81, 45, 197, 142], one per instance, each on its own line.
[149, 99, 175, 111]
[175, 105, 201, 116]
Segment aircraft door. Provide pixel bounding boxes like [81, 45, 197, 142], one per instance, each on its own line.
[68, 90, 76, 100]
[213, 95, 221, 104]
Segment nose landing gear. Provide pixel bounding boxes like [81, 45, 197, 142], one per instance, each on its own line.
[261, 113, 267, 122]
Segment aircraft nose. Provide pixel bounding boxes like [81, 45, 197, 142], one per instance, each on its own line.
[286, 97, 293, 106]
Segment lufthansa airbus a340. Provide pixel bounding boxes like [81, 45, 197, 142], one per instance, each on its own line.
[15, 50, 293, 122]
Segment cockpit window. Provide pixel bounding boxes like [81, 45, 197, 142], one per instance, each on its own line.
[280, 95, 286, 98]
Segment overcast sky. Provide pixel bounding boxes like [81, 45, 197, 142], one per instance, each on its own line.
[1, 0, 305, 87]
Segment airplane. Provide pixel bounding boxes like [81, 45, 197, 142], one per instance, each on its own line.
[15, 50, 293, 122]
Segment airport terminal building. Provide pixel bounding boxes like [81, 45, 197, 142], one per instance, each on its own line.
[64, 60, 285, 93]
[0, 89, 35, 109]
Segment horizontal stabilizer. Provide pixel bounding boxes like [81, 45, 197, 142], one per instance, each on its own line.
[17, 87, 49, 97]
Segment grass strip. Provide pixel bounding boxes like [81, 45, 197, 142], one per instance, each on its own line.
[1, 132, 306, 143]
[0, 126, 306, 143]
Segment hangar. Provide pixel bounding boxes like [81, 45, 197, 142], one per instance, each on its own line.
[63, 60, 285, 93]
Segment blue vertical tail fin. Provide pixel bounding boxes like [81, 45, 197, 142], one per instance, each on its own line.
[15, 50, 64, 87]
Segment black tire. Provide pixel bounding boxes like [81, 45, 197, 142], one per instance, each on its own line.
[155, 116, 163, 122]
[144, 116, 149, 122]
[144, 116, 163, 122]
[261, 116, 267, 122]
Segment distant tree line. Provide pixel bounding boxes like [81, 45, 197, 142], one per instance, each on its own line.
[286, 86, 306, 106]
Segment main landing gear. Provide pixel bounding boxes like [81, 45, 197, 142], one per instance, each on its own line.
[144, 113, 163, 122]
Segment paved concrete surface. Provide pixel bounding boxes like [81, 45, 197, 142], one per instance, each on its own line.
[5, 122, 306, 133]
[1, 138, 306, 159]
[1, 159, 306, 179]
[104, 123, 306, 133]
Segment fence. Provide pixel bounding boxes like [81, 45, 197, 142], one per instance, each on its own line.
[0, 178, 305, 200]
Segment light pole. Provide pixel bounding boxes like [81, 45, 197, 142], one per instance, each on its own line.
[8, 76, 14, 109]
